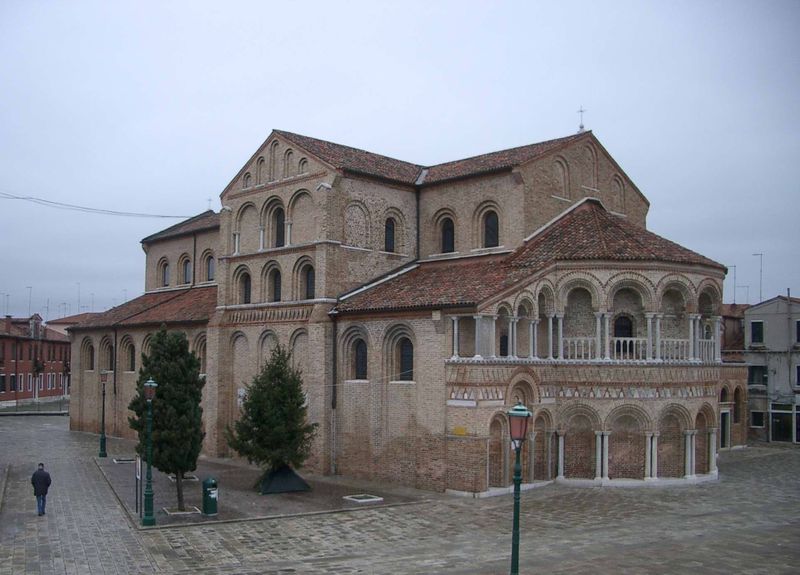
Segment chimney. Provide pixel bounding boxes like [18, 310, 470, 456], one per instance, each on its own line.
[4, 315, 11, 334]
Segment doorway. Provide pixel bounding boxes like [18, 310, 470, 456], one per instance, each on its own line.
[720, 410, 730, 449]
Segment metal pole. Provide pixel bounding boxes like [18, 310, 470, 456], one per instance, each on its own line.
[143, 398, 155, 526]
[99, 380, 107, 457]
[510, 445, 522, 575]
[752, 253, 763, 302]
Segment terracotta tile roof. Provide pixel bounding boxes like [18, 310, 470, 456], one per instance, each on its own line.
[275, 130, 424, 185]
[0, 318, 69, 341]
[141, 211, 219, 245]
[275, 130, 589, 187]
[46, 312, 99, 326]
[507, 199, 725, 270]
[423, 133, 588, 185]
[336, 199, 724, 314]
[70, 286, 217, 330]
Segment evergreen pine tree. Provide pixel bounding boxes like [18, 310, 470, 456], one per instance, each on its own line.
[129, 327, 205, 511]
[226, 344, 317, 485]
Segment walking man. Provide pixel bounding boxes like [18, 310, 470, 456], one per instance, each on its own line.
[31, 462, 51, 516]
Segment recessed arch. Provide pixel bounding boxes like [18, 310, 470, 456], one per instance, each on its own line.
[157, 257, 170, 288]
[383, 323, 415, 381]
[604, 404, 652, 431]
[80, 337, 95, 371]
[288, 189, 314, 245]
[120, 335, 136, 372]
[340, 325, 370, 381]
[553, 156, 570, 198]
[261, 260, 282, 302]
[232, 264, 253, 305]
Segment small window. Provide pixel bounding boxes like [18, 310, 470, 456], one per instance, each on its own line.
[796, 364, 800, 388]
[161, 261, 170, 287]
[384, 218, 396, 253]
[0, 374, 5, 392]
[750, 411, 765, 427]
[182, 259, 192, 284]
[10, 374, 16, 391]
[298, 158, 308, 174]
[499, 334, 509, 357]
[483, 210, 499, 248]
[750, 320, 764, 344]
[206, 256, 215, 281]
[271, 270, 282, 302]
[304, 266, 315, 300]
[127, 344, 136, 372]
[441, 217, 455, 253]
[398, 337, 413, 381]
[354, 339, 367, 379]
[88, 345, 95, 370]
[274, 208, 285, 247]
[241, 273, 252, 304]
[796, 320, 800, 344]
[748, 365, 768, 385]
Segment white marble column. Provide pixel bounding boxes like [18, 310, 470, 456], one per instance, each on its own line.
[654, 314, 662, 361]
[595, 312, 603, 359]
[688, 313, 696, 361]
[258, 227, 265, 251]
[489, 315, 497, 358]
[645, 313, 654, 360]
[595, 431, 603, 480]
[651, 432, 659, 479]
[510, 317, 519, 358]
[530, 320, 538, 359]
[602, 432, 610, 480]
[286, 221, 292, 246]
[472, 315, 483, 359]
[603, 313, 611, 360]
[547, 315, 554, 360]
[684, 430, 694, 478]
[546, 431, 554, 480]
[557, 431, 565, 479]
[644, 432, 653, 479]
[556, 313, 564, 359]
[709, 428, 718, 473]
[451, 317, 460, 359]
[713, 316, 722, 362]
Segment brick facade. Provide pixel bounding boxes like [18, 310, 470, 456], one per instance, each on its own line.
[69, 129, 747, 493]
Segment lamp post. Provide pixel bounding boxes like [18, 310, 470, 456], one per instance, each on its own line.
[99, 370, 108, 458]
[142, 378, 158, 527]
[507, 401, 532, 575]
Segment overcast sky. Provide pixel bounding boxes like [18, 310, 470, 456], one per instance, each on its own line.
[1, 0, 797, 320]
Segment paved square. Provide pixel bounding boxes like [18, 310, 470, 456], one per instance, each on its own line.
[1, 416, 798, 574]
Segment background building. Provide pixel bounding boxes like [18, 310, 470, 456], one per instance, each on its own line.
[744, 295, 800, 443]
[69, 129, 747, 493]
[0, 314, 71, 406]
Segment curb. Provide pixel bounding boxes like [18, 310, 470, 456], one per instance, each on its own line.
[0, 412, 69, 417]
[0, 464, 9, 514]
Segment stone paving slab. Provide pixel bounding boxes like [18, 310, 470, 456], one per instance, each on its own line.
[1, 416, 799, 574]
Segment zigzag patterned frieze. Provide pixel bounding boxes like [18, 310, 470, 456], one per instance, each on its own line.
[225, 306, 311, 325]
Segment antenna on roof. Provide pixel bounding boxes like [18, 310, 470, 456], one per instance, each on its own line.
[207, 198, 212, 210]
[577, 106, 586, 133]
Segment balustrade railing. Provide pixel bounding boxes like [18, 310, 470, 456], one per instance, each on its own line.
[661, 338, 690, 362]
[697, 339, 714, 362]
[610, 337, 648, 361]
[562, 337, 597, 360]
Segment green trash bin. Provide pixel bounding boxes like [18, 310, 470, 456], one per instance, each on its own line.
[202, 477, 218, 516]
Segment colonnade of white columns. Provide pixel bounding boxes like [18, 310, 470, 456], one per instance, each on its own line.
[448, 312, 722, 363]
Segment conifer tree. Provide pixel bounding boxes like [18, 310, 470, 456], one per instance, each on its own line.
[226, 345, 317, 485]
[129, 327, 204, 511]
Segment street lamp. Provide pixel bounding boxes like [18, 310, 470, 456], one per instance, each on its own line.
[507, 401, 532, 575]
[142, 378, 158, 527]
[99, 370, 108, 458]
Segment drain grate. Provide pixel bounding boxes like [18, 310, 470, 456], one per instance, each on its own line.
[113, 458, 135, 464]
[343, 493, 384, 504]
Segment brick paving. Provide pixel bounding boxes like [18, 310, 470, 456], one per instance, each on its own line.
[1, 416, 799, 574]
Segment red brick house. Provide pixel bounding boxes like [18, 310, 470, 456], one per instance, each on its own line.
[0, 314, 71, 406]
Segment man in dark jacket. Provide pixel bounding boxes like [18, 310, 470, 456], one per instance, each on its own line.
[31, 463, 52, 516]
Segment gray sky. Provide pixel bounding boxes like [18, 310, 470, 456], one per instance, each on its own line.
[1, 0, 798, 319]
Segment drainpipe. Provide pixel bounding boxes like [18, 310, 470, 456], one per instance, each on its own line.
[113, 327, 118, 436]
[192, 232, 198, 286]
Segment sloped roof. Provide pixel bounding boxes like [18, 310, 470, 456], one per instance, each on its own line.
[0, 317, 68, 341]
[336, 199, 724, 314]
[274, 130, 590, 187]
[47, 312, 99, 326]
[141, 210, 219, 245]
[423, 133, 588, 184]
[70, 286, 217, 330]
[275, 130, 424, 185]
[508, 199, 724, 270]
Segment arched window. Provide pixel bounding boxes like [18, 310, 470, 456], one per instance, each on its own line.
[271, 270, 282, 302]
[87, 345, 95, 371]
[283, 149, 294, 178]
[206, 256, 215, 281]
[614, 316, 633, 338]
[243, 172, 252, 188]
[274, 207, 285, 247]
[384, 218, 396, 252]
[441, 217, 455, 253]
[304, 265, 315, 299]
[298, 158, 308, 174]
[256, 157, 265, 184]
[159, 259, 170, 287]
[240, 272, 252, 304]
[483, 211, 499, 248]
[182, 258, 192, 284]
[354, 339, 367, 379]
[127, 343, 135, 372]
[398, 337, 413, 381]
[499, 334, 509, 357]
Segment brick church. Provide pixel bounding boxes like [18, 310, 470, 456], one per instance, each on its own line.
[69, 129, 747, 493]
